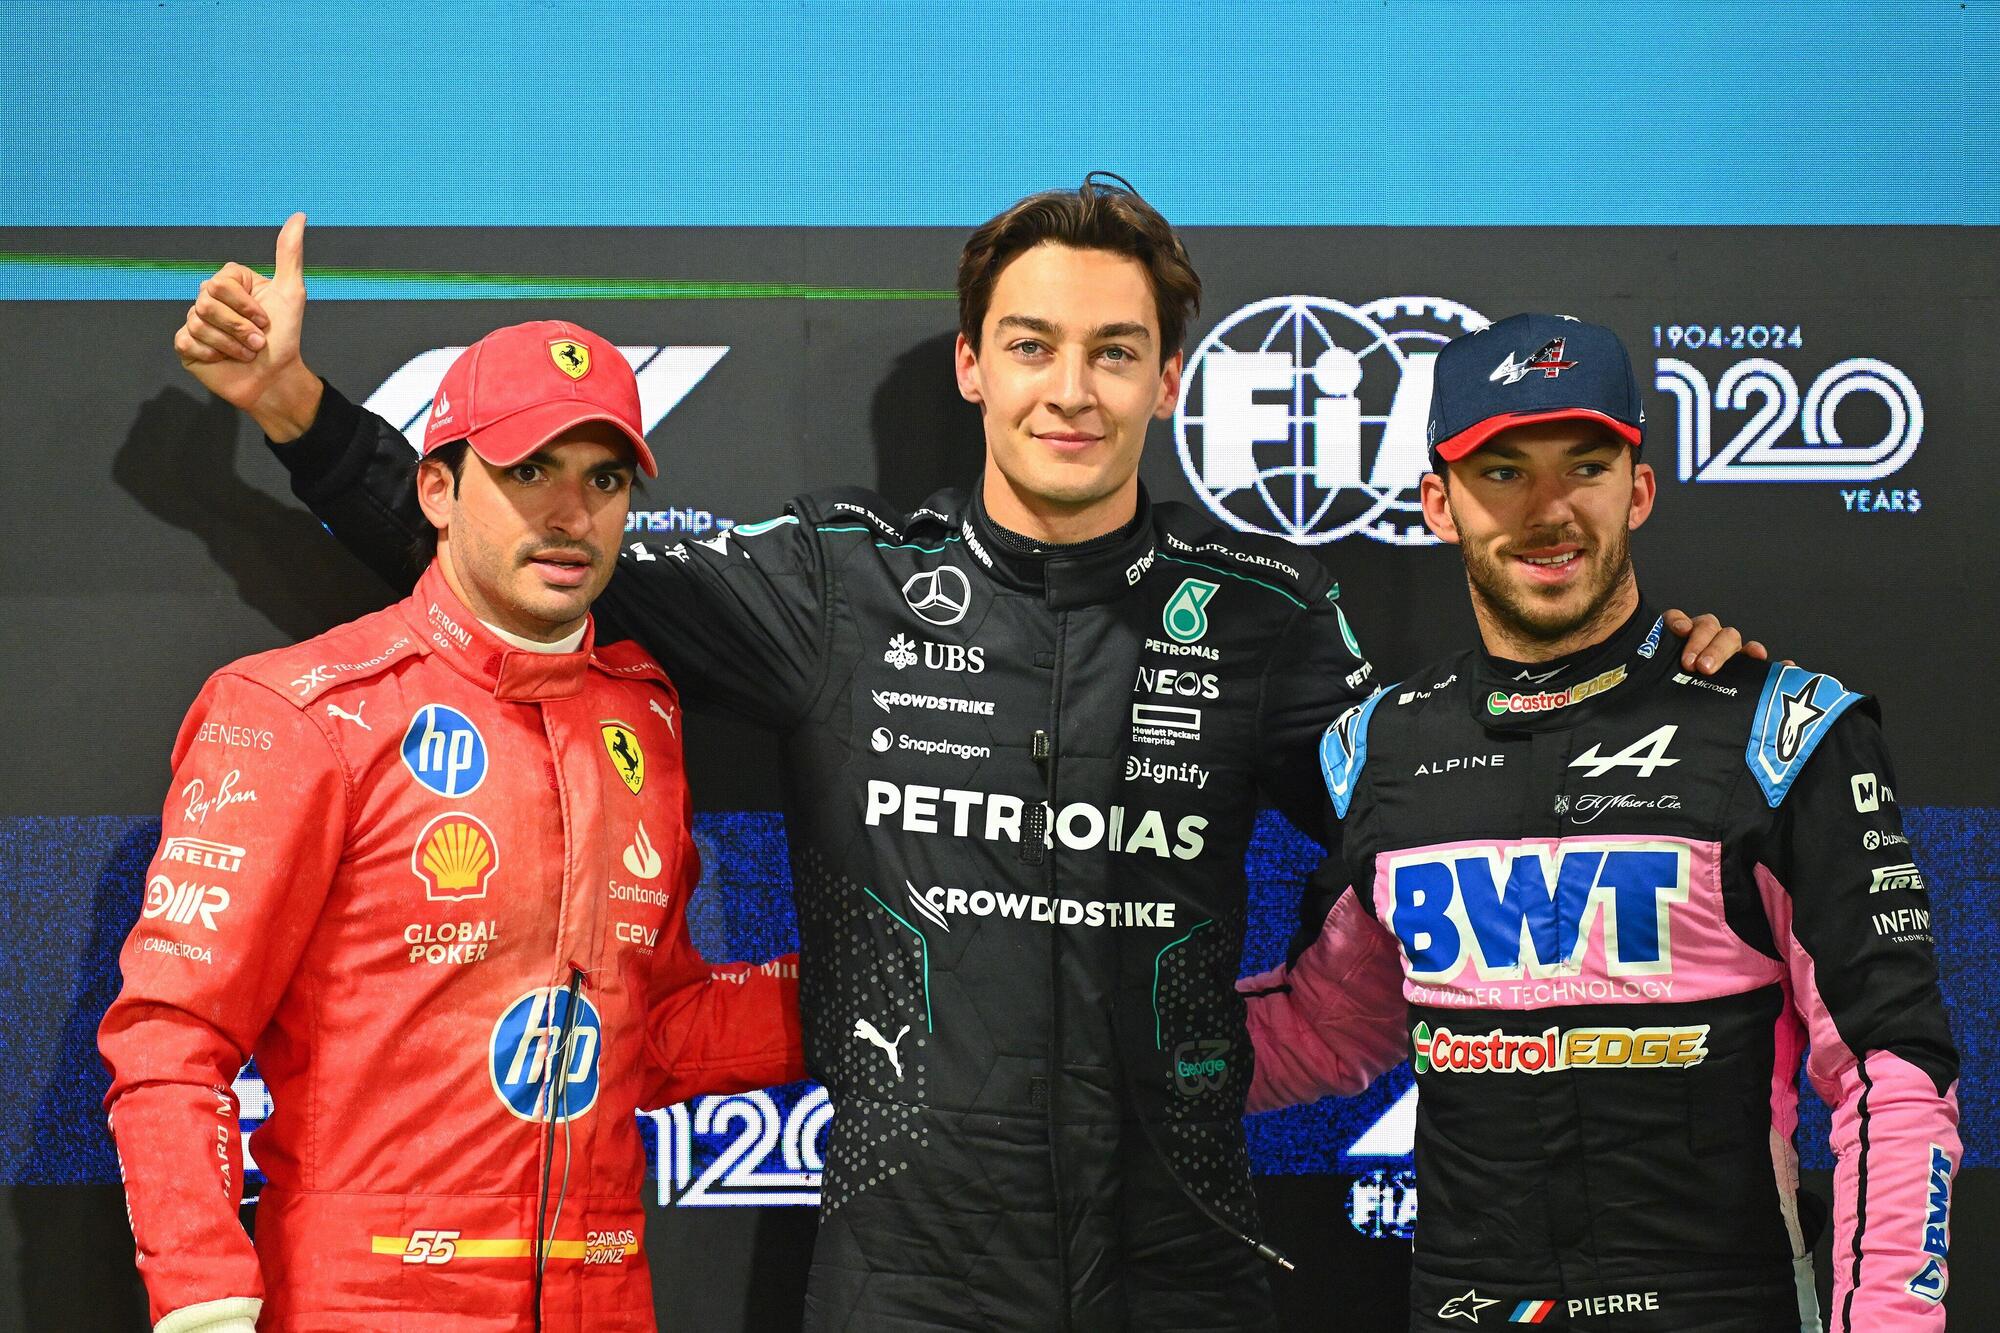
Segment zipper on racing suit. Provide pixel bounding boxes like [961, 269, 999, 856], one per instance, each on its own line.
[532, 965, 587, 1333]
[1031, 712, 1072, 1329]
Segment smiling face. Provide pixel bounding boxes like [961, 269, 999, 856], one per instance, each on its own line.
[955, 243, 1182, 543]
[1420, 419, 1656, 659]
[417, 421, 637, 641]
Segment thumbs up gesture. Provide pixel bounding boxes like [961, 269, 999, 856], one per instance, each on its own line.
[174, 212, 323, 441]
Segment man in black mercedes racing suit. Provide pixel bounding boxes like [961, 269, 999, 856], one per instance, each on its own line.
[1243, 314, 1960, 1332]
[172, 190, 1755, 1329]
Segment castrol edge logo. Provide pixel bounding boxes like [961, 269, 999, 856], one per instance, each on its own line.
[1412, 1021, 1710, 1075]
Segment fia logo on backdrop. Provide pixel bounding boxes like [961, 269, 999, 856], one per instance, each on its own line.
[1174, 296, 1488, 547]
[1175, 298, 1927, 544]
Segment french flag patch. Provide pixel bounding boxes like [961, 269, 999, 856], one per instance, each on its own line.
[1510, 1301, 1557, 1324]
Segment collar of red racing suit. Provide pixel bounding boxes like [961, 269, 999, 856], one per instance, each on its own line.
[401, 560, 597, 702]
[956, 478, 1160, 611]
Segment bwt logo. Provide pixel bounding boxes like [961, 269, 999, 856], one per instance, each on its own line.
[1383, 841, 1692, 982]
[1906, 1143, 1953, 1303]
[1174, 295, 1489, 546]
[363, 345, 730, 453]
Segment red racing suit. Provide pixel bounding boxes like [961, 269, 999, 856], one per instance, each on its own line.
[99, 563, 805, 1332]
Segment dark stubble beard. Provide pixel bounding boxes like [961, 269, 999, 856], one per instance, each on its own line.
[1456, 506, 1635, 649]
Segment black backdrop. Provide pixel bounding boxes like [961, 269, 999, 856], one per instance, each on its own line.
[1, 224, 1992, 1329]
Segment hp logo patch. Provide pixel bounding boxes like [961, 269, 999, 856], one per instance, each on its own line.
[400, 704, 488, 797]
[1175, 295, 1489, 546]
[489, 987, 603, 1122]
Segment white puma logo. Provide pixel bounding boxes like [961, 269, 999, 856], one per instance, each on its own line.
[325, 701, 370, 730]
[649, 698, 676, 735]
[853, 1017, 910, 1080]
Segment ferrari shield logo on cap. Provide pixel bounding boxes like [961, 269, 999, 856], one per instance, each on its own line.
[549, 338, 592, 381]
[600, 721, 644, 794]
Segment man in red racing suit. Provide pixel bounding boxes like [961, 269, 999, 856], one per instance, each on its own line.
[100, 317, 805, 1332]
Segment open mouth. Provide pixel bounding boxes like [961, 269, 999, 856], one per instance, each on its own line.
[1512, 546, 1584, 584]
[527, 552, 594, 588]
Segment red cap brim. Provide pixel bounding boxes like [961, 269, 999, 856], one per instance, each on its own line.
[461, 400, 658, 477]
[1434, 408, 1642, 464]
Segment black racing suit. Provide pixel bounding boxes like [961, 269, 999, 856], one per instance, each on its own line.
[1245, 604, 1960, 1332]
[267, 383, 1377, 1331]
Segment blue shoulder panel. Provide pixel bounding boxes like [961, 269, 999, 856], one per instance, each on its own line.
[1319, 686, 1392, 820]
[1746, 663, 1864, 808]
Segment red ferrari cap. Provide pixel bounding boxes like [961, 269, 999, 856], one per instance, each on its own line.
[422, 320, 655, 477]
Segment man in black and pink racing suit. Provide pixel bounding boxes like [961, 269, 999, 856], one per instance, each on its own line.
[1243, 313, 1960, 1333]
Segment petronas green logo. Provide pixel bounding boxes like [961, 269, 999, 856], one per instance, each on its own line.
[1163, 578, 1219, 644]
[1334, 603, 1362, 657]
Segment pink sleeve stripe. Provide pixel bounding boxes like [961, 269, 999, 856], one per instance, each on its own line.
[1753, 864, 1960, 1332]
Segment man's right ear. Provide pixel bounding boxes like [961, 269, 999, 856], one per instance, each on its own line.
[415, 458, 455, 532]
[1419, 471, 1461, 546]
[953, 333, 984, 407]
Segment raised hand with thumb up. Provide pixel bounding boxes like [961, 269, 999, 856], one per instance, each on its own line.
[174, 211, 323, 441]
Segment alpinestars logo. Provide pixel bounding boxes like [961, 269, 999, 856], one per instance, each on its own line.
[1776, 678, 1829, 762]
[1490, 337, 1578, 385]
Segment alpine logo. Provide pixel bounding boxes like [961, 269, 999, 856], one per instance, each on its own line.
[1569, 724, 1679, 779]
[1490, 337, 1577, 385]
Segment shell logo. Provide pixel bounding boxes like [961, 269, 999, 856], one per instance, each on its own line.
[413, 812, 499, 902]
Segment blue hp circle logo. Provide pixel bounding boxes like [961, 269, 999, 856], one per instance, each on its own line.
[400, 704, 489, 797]
[489, 987, 603, 1122]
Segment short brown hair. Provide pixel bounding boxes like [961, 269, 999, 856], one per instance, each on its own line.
[957, 172, 1202, 360]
